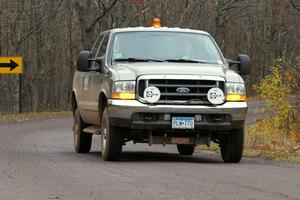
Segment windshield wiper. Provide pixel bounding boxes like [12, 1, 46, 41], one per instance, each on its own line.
[114, 58, 163, 62]
[115, 57, 215, 64]
[164, 58, 211, 64]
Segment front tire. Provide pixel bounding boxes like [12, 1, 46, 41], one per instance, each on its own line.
[73, 108, 92, 153]
[100, 107, 122, 161]
[177, 144, 195, 155]
[220, 128, 244, 163]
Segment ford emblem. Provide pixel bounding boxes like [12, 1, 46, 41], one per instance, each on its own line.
[176, 87, 190, 94]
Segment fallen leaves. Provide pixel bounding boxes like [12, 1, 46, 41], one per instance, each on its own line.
[0, 111, 72, 122]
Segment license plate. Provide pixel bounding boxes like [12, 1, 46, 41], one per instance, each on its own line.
[172, 117, 194, 129]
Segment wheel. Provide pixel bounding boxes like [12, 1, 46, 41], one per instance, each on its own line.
[100, 107, 122, 161]
[73, 108, 92, 153]
[177, 144, 195, 155]
[220, 128, 244, 163]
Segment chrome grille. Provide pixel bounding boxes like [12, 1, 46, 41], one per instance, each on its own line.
[137, 75, 225, 105]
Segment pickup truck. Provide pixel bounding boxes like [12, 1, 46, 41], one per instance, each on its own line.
[72, 21, 250, 162]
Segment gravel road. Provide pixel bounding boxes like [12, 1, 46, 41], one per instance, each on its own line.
[0, 101, 299, 200]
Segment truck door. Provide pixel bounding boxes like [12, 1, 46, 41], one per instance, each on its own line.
[83, 33, 110, 125]
[79, 34, 104, 123]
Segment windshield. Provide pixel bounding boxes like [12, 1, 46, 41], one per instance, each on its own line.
[112, 31, 224, 64]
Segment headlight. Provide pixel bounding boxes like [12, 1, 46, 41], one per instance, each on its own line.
[226, 82, 246, 101]
[112, 81, 135, 100]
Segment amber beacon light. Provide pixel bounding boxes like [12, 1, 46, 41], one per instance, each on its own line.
[152, 18, 161, 27]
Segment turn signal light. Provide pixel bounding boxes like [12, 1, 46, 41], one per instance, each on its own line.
[152, 18, 161, 27]
[226, 94, 246, 102]
[111, 92, 135, 100]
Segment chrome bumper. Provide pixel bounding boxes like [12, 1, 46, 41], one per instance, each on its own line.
[107, 100, 247, 130]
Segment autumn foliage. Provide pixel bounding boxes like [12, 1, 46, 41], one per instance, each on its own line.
[245, 58, 300, 160]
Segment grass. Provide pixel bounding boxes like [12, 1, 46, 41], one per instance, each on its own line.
[0, 111, 72, 122]
[244, 124, 300, 163]
[198, 125, 300, 164]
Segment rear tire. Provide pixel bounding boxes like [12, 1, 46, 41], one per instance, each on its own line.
[220, 128, 244, 163]
[177, 144, 195, 155]
[101, 107, 122, 161]
[73, 108, 92, 153]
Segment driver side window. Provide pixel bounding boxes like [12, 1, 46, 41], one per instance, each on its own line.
[91, 34, 104, 58]
[90, 33, 109, 69]
[95, 34, 109, 58]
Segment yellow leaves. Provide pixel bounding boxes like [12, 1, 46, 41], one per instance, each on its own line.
[290, 123, 300, 143]
[254, 58, 294, 132]
[290, 131, 298, 144]
[244, 57, 300, 162]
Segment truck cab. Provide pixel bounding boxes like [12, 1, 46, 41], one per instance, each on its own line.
[72, 20, 250, 162]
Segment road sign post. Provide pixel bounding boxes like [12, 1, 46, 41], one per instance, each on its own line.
[0, 56, 23, 113]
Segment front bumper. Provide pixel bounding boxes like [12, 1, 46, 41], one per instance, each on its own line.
[107, 100, 247, 131]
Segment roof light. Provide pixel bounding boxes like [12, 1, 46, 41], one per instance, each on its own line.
[152, 18, 161, 28]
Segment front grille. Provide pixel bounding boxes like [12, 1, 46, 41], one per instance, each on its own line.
[138, 78, 225, 105]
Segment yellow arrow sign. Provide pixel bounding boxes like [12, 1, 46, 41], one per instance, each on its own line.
[0, 57, 23, 74]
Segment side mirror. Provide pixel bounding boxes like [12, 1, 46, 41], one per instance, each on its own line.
[90, 57, 105, 73]
[226, 58, 238, 67]
[76, 51, 91, 72]
[237, 54, 251, 75]
[227, 54, 251, 75]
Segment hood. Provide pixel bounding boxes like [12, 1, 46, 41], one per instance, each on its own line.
[113, 62, 243, 83]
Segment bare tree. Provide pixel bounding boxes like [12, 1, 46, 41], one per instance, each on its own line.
[0, 0, 299, 114]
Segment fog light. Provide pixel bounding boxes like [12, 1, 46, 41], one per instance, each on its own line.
[163, 114, 171, 121]
[195, 115, 202, 122]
